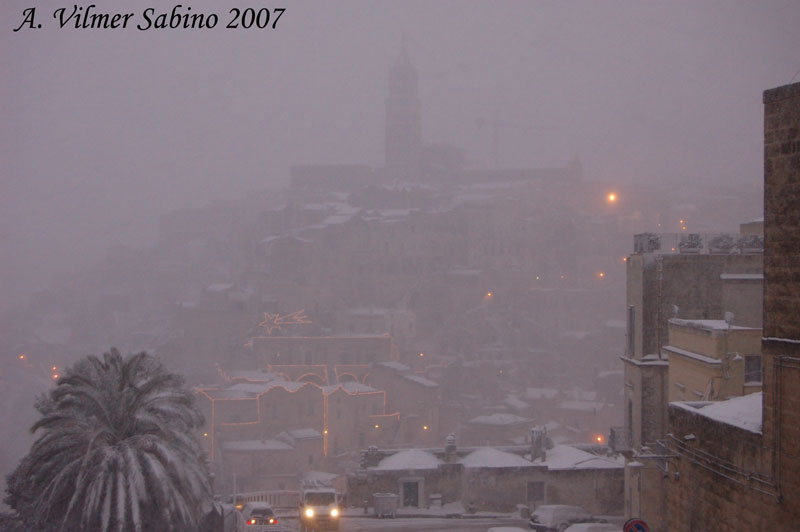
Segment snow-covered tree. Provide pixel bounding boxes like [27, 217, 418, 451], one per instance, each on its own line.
[5, 349, 211, 532]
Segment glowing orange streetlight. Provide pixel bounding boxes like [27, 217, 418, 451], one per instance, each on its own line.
[423, 425, 428, 430]
[419, 352, 424, 358]
[608, 193, 617, 202]
[52, 374, 59, 379]
[595, 434, 604, 444]
[19, 354, 25, 360]
[597, 272, 605, 279]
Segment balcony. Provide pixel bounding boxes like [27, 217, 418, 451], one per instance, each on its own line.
[633, 232, 763, 255]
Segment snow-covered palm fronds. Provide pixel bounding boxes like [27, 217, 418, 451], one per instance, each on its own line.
[6, 349, 211, 532]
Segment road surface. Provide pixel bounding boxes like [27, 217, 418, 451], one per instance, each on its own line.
[276, 516, 529, 531]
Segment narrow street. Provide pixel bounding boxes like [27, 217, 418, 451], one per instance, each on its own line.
[276, 516, 528, 531]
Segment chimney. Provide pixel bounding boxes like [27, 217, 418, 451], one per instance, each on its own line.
[444, 433, 457, 463]
[530, 425, 547, 462]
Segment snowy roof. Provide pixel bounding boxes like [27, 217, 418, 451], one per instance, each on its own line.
[504, 395, 530, 410]
[662, 345, 721, 365]
[525, 387, 559, 400]
[373, 449, 442, 470]
[468, 413, 529, 426]
[302, 471, 339, 488]
[285, 428, 322, 440]
[461, 448, 534, 469]
[377, 361, 410, 372]
[534, 445, 623, 470]
[322, 381, 378, 394]
[222, 439, 293, 452]
[671, 392, 762, 433]
[228, 380, 306, 395]
[668, 318, 759, 331]
[226, 370, 279, 382]
[404, 374, 439, 388]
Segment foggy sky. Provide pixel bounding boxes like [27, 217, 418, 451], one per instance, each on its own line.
[2, 0, 799, 307]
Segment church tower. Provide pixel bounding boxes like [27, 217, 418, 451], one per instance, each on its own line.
[384, 49, 421, 173]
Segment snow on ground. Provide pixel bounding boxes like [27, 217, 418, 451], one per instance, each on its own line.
[671, 392, 762, 433]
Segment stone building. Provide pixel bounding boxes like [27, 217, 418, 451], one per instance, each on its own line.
[347, 435, 623, 514]
[617, 225, 763, 530]
[664, 81, 800, 532]
[664, 318, 762, 403]
[195, 372, 389, 492]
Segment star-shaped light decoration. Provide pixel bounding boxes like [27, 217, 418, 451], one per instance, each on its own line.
[258, 310, 312, 335]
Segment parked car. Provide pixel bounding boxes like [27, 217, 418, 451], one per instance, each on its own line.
[563, 524, 621, 532]
[529, 505, 593, 532]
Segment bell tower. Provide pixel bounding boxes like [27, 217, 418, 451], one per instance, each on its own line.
[384, 49, 421, 173]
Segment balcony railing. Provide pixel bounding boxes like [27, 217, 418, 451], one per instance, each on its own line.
[633, 232, 763, 255]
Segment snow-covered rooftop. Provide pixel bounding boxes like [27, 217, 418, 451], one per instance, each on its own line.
[404, 374, 439, 388]
[468, 413, 529, 426]
[504, 395, 530, 410]
[377, 361, 410, 372]
[533, 445, 623, 470]
[284, 428, 322, 440]
[669, 318, 759, 331]
[373, 449, 442, 470]
[663, 345, 721, 365]
[671, 392, 762, 433]
[461, 448, 534, 468]
[323, 381, 378, 394]
[226, 370, 279, 382]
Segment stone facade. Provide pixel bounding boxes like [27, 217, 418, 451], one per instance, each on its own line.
[347, 443, 624, 514]
[665, 82, 800, 532]
[664, 319, 761, 402]
[620, 236, 763, 531]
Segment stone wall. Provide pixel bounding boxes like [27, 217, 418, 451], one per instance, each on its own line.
[763, 82, 800, 341]
[667, 403, 786, 531]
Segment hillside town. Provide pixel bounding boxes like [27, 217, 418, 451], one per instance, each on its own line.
[2, 8, 799, 532]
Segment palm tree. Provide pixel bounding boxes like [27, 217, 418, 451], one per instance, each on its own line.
[5, 349, 211, 532]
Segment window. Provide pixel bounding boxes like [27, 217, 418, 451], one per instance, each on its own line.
[745, 355, 762, 384]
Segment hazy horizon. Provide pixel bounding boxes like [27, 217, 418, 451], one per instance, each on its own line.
[2, 1, 799, 306]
